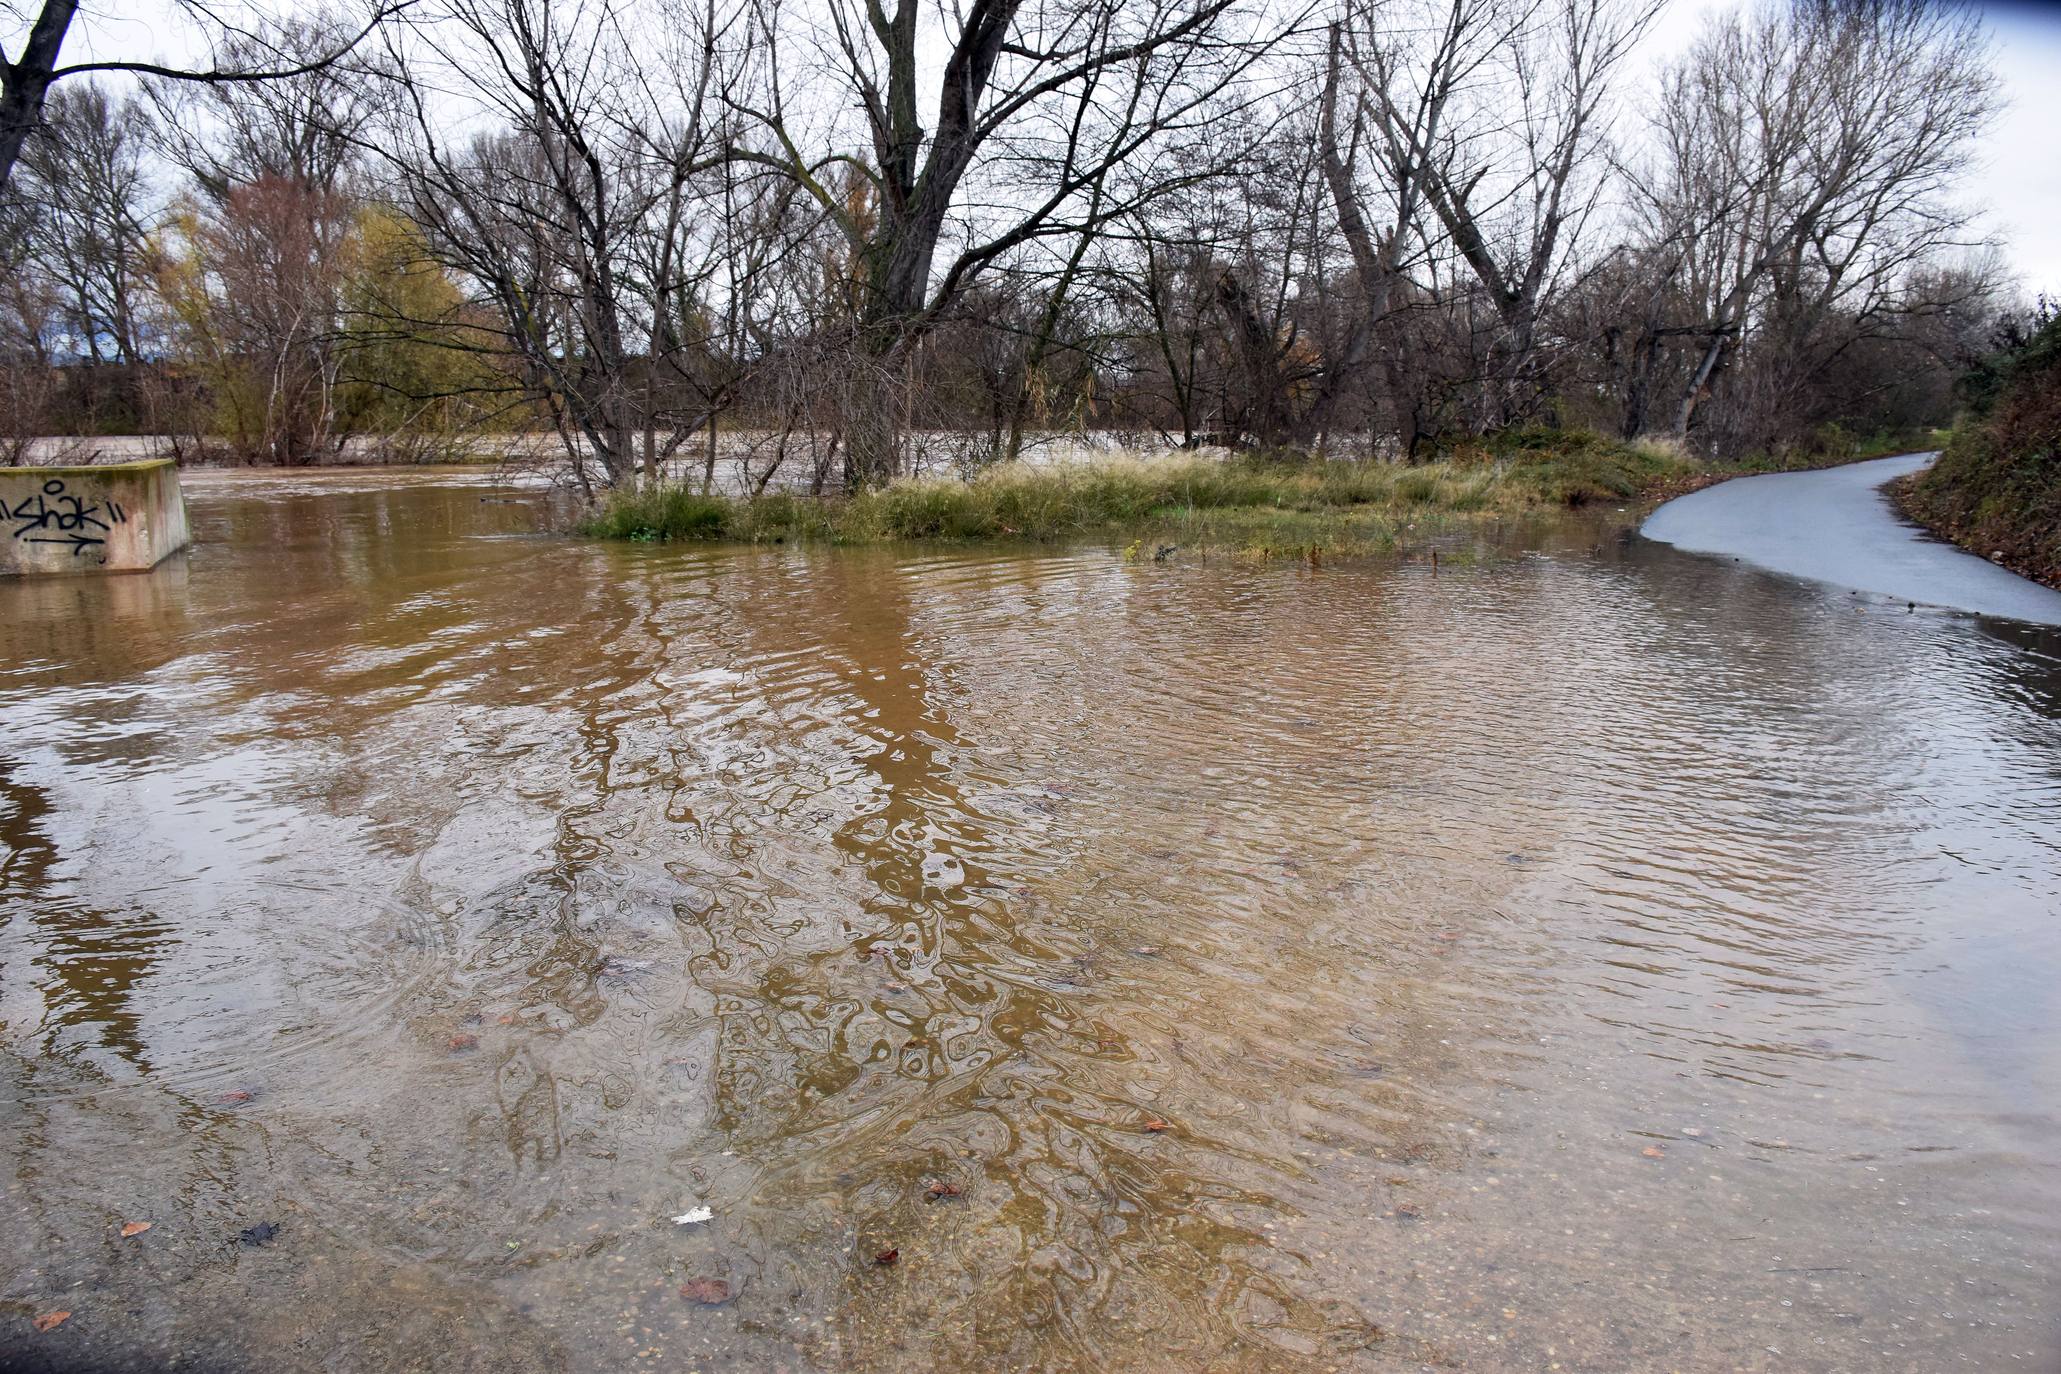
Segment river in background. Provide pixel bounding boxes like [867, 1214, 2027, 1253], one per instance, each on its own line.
[2, 468, 2057, 1372]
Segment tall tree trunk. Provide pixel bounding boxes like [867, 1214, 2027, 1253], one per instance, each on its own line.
[1215, 268, 1289, 447]
[702, 408, 719, 494]
[1309, 22, 1412, 444]
[842, 347, 909, 488]
[1672, 333, 1729, 441]
[0, 0, 80, 192]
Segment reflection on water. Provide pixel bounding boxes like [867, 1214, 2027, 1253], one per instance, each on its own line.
[2, 469, 2057, 1371]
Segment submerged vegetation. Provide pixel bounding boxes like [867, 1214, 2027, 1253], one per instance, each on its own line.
[582, 430, 1693, 555]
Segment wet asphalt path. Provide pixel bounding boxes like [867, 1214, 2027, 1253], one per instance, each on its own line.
[1641, 451, 2061, 625]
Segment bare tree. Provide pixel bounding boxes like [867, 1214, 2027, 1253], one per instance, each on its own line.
[1311, 1, 1497, 453]
[1359, 0, 1660, 423]
[0, 0, 404, 195]
[1635, 0, 1998, 443]
[157, 175, 361, 463]
[376, 0, 751, 491]
[732, 0, 1290, 484]
[150, 15, 385, 204]
[10, 83, 157, 368]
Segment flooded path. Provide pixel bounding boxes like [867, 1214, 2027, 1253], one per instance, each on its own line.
[3, 469, 2058, 1371]
[1641, 451, 2061, 623]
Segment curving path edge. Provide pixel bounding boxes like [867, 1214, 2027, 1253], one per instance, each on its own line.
[1640, 451, 2061, 626]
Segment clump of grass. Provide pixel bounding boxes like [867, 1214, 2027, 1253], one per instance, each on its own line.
[580, 429, 1696, 554]
[582, 487, 731, 541]
[1463, 426, 1688, 506]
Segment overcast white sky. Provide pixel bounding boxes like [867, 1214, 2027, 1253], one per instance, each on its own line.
[14, 0, 2061, 296]
[1959, 1, 2061, 297]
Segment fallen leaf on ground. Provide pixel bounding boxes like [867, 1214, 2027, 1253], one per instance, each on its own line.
[672, 1206, 714, 1226]
[120, 1221, 152, 1238]
[32, 1311, 70, 1333]
[1642, 1146, 1666, 1159]
[1143, 1118, 1170, 1133]
[679, 1278, 732, 1304]
[924, 1180, 961, 1200]
[873, 1248, 899, 1266]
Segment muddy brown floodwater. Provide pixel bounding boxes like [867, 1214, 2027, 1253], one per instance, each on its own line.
[2, 468, 2058, 1373]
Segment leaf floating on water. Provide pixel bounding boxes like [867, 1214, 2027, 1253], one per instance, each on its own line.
[679, 1278, 732, 1305]
[1642, 1146, 1667, 1159]
[120, 1221, 153, 1238]
[448, 1033, 480, 1052]
[873, 1248, 899, 1266]
[672, 1206, 714, 1226]
[216, 1089, 256, 1106]
[32, 1311, 70, 1333]
[924, 1180, 961, 1201]
[238, 1221, 279, 1247]
[1144, 1118, 1171, 1133]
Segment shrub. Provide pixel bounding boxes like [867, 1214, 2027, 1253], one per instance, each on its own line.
[1903, 316, 2061, 585]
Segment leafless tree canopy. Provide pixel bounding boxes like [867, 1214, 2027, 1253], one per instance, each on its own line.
[0, 0, 2016, 482]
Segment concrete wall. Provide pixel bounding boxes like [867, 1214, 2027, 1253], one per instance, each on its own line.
[1, 460, 192, 575]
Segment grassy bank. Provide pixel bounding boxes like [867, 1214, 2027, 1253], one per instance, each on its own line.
[1725, 425, 1947, 474]
[583, 429, 1693, 556]
[581, 426, 1955, 558]
[1896, 319, 2061, 589]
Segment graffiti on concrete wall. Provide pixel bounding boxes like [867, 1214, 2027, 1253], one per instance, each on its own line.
[7, 478, 129, 562]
